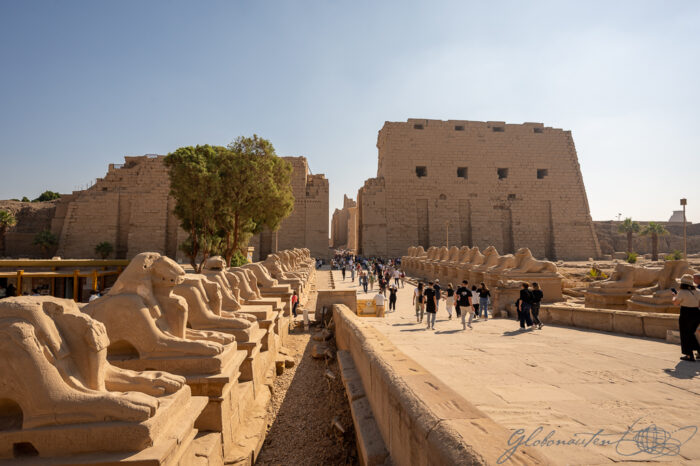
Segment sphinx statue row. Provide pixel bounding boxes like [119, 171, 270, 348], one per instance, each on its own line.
[0, 248, 316, 464]
[586, 259, 697, 313]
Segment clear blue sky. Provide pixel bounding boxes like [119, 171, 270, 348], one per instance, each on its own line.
[1, 1, 698, 223]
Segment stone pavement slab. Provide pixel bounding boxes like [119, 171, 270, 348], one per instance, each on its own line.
[329, 270, 700, 464]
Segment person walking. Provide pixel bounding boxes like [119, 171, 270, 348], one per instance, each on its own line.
[400, 270, 406, 288]
[373, 291, 386, 316]
[433, 279, 442, 314]
[388, 284, 398, 312]
[291, 290, 299, 318]
[341, 263, 346, 280]
[478, 282, 491, 320]
[424, 281, 437, 330]
[361, 272, 368, 293]
[413, 282, 425, 323]
[393, 269, 400, 287]
[518, 283, 534, 329]
[531, 282, 544, 329]
[445, 283, 455, 319]
[672, 275, 700, 361]
[351, 264, 355, 282]
[369, 272, 375, 291]
[471, 285, 480, 317]
[456, 280, 473, 330]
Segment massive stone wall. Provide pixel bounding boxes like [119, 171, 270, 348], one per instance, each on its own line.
[249, 156, 330, 260]
[357, 119, 601, 260]
[2, 155, 328, 260]
[331, 195, 357, 249]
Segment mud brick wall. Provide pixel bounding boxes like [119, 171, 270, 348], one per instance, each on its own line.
[357, 119, 601, 260]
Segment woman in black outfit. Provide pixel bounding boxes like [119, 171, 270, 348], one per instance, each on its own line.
[672, 275, 700, 361]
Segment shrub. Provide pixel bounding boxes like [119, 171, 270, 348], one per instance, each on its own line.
[94, 241, 114, 259]
[626, 252, 638, 264]
[229, 251, 248, 267]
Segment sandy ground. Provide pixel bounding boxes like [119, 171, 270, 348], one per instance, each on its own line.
[332, 270, 700, 465]
[256, 322, 358, 466]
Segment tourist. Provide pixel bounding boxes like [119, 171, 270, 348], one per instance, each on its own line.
[413, 282, 424, 323]
[424, 281, 437, 330]
[456, 280, 472, 329]
[531, 282, 543, 329]
[445, 283, 455, 319]
[291, 290, 299, 318]
[433, 279, 442, 313]
[88, 290, 101, 302]
[374, 290, 386, 315]
[471, 285, 479, 317]
[0, 284, 6, 299]
[478, 282, 491, 320]
[351, 263, 355, 282]
[369, 272, 375, 291]
[361, 272, 368, 293]
[400, 270, 406, 288]
[379, 274, 387, 296]
[671, 275, 700, 361]
[6, 283, 16, 297]
[341, 263, 346, 280]
[518, 283, 534, 329]
[388, 284, 397, 312]
[393, 269, 401, 287]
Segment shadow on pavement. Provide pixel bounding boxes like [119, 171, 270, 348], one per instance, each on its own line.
[664, 361, 700, 379]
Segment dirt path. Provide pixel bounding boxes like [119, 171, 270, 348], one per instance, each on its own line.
[256, 323, 357, 465]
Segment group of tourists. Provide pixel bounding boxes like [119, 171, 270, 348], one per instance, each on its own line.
[412, 279, 493, 331]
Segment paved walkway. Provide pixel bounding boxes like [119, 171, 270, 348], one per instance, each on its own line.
[330, 270, 700, 465]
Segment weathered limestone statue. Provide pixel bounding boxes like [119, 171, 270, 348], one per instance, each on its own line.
[262, 254, 304, 294]
[455, 246, 484, 283]
[0, 297, 185, 429]
[468, 246, 500, 284]
[437, 246, 461, 283]
[0, 296, 209, 462]
[495, 248, 563, 301]
[626, 260, 697, 313]
[507, 248, 558, 274]
[585, 262, 669, 309]
[416, 246, 439, 277]
[83, 252, 228, 359]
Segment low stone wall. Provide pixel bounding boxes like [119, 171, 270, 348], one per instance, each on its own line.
[504, 304, 679, 339]
[316, 289, 357, 313]
[333, 304, 551, 466]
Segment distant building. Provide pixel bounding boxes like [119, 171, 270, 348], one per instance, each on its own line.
[668, 210, 685, 223]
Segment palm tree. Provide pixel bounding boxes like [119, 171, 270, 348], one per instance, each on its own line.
[0, 210, 17, 257]
[617, 217, 640, 254]
[94, 241, 114, 259]
[641, 222, 668, 261]
[33, 229, 58, 258]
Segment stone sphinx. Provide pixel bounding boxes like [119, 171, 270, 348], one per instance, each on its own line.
[494, 247, 563, 301]
[0, 296, 205, 461]
[626, 260, 697, 314]
[585, 262, 671, 309]
[468, 246, 501, 284]
[454, 246, 485, 283]
[262, 254, 304, 294]
[83, 252, 237, 373]
[507, 248, 558, 274]
[436, 246, 460, 283]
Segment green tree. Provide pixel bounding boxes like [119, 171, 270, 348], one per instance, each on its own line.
[641, 222, 668, 261]
[0, 210, 17, 257]
[95, 241, 114, 259]
[33, 190, 61, 202]
[617, 217, 640, 254]
[33, 229, 58, 257]
[20, 196, 30, 202]
[216, 136, 294, 265]
[164, 145, 220, 272]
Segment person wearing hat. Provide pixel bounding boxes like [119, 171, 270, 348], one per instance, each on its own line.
[433, 279, 442, 313]
[672, 274, 700, 362]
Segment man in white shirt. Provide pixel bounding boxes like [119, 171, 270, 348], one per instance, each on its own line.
[374, 291, 386, 316]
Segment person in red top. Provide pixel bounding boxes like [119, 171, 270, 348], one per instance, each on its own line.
[291, 290, 299, 318]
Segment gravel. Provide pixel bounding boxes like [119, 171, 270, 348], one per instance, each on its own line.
[256, 323, 358, 465]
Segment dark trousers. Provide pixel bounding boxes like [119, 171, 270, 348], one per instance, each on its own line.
[455, 304, 461, 317]
[341, 269, 346, 279]
[362, 282, 368, 292]
[292, 302, 298, 318]
[531, 302, 541, 325]
[389, 298, 396, 311]
[394, 278, 400, 287]
[519, 302, 533, 328]
[473, 303, 480, 316]
[679, 306, 700, 355]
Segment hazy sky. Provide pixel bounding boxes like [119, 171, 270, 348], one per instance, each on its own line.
[1, 1, 698, 223]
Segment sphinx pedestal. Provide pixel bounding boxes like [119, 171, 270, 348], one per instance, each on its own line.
[0, 387, 210, 466]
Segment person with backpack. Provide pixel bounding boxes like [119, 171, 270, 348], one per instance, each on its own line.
[456, 280, 473, 330]
[518, 282, 534, 329]
[433, 279, 442, 313]
[388, 284, 398, 312]
[672, 274, 700, 361]
[531, 282, 544, 329]
[413, 282, 425, 323]
[445, 283, 455, 319]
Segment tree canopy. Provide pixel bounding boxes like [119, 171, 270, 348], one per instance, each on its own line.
[164, 136, 294, 271]
[33, 190, 61, 202]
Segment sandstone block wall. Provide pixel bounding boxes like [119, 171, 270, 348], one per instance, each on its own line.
[252, 156, 329, 261]
[357, 119, 601, 260]
[331, 195, 357, 250]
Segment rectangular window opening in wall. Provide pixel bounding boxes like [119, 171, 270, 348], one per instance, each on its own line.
[457, 167, 468, 179]
[492, 126, 504, 132]
[534, 127, 543, 134]
[508, 193, 516, 200]
[497, 168, 509, 180]
[537, 168, 548, 179]
[416, 166, 427, 178]
[413, 124, 424, 130]
[454, 125, 464, 131]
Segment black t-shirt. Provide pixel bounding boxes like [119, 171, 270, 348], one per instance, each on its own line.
[520, 289, 533, 304]
[433, 284, 441, 300]
[389, 288, 397, 299]
[456, 286, 472, 306]
[478, 289, 491, 299]
[531, 289, 543, 303]
[446, 289, 455, 297]
[424, 288, 436, 312]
